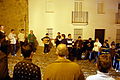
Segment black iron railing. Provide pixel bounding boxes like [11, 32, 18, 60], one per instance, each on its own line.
[72, 11, 88, 24]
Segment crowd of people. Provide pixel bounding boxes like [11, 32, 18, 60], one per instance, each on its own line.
[0, 25, 120, 80]
[42, 32, 120, 73]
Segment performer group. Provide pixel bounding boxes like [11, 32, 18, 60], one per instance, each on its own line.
[41, 31, 120, 72]
[0, 25, 120, 72]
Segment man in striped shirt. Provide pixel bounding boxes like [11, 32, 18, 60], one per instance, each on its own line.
[67, 34, 74, 61]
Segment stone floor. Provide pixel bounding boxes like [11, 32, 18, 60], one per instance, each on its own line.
[8, 46, 120, 80]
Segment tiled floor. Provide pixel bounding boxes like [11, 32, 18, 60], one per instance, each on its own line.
[8, 46, 120, 80]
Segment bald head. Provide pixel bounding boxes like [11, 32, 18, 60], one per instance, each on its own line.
[56, 44, 68, 57]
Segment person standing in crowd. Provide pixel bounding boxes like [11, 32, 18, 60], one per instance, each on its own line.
[67, 34, 74, 61]
[110, 44, 116, 68]
[86, 54, 115, 80]
[101, 42, 109, 48]
[8, 29, 17, 56]
[28, 30, 36, 52]
[18, 29, 25, 56]
[0, 32, 10, 80]
[44, 44, 85, 80]
[92, 38, 102, 63]
[41, 33, 51, 54]
[13, 43, 41, 80]
[104, 40, 110, 48]
[54, 32, 61, 47]
[86, 38, 94, 60]
[61, 34, 67, 45]
[74, 36, 83, 60]
[113, 48, 120, 72]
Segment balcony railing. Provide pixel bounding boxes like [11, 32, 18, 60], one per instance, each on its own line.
[116, 13, 120, 24]
[72, 11, 88, 24]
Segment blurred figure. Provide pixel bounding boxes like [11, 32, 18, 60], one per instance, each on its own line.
[13, 43, 41, 80]
[93, 38, 102, 53]
[92, 38, 102, 63]
[0, 32, 10, 80]
[109, 44, 116, 68]
[111, 41, 115, 47]
[101, 42, 108, 48]
[61, 34, 67, 45]
[18, 29, 25, 55]
[8, 29, 17, 56]
[44, 44, 85, 80]
[86, 38, 94, 60]
[104, 40, 110, 48]
[114, 48, 120, 72]
[0, 25, 9, 41]
[28, 30, 36, 52]
[74, 36, 83, 60]
[67, 34, 74, 61]
[86, 54, 115, 80]
[116, 43, 120, 49]
[41, 33, 51, 54]
[55, 32, 61, 47]
[0, 25, 5, 33]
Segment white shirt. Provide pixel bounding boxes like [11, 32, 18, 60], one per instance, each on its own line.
[86, 71, 115, 80]
[8, 33, 17, 44]
[18, 33, 25, 42]
[93, 41, 102, 52]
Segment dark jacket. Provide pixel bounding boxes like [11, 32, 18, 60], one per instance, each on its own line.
[0, 40, 10, 80]
[74, 40, 83, 49]
[61, 39, 67, 45]
[0, 51, 10, 80]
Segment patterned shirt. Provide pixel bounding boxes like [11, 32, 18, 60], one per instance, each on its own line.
[67, 38, 74, 48]
[13, 58, 41, 80]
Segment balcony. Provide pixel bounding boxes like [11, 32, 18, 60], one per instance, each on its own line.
[116, 13, 120, 24]
[72, 11, 88, 25]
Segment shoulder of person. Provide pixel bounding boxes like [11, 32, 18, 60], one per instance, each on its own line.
[69, 62, 81, 68]
[32, 63, 40, 70]
[86, 75, 96, 80]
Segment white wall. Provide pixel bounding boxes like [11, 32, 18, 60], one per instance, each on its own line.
[29, 0, 120, 46]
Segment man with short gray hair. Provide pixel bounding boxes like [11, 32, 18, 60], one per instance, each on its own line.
[44, 44, 85, 80]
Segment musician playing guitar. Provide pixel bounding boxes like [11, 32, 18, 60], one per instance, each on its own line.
[41, 33, 51, 54]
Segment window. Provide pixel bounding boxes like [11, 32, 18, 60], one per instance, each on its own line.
[74, 29, 83, 40]
[116, 3, 120, 24]
[45, 0, 54, 13]
[47, 28, 53, 39]
[116, 29, 120, 43]
[72, 0, 88, 24]
[97, 3, 104, 14]
[74, 1, 82, 12]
